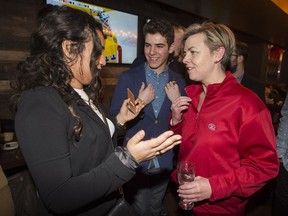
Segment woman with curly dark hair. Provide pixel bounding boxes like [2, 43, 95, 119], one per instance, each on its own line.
[11, 5, 181, 216]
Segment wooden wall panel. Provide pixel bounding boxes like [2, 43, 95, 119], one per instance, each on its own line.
[0, 62, 18, 80]
[0, 51, 29, 62]
[0, 92, 13, 120]
[100, 66, 129, 108]
[0, 0, 40, 120]
[0, 0, 39, 51]
[0, 51, 29, 80]
[0, 81, 13, 119]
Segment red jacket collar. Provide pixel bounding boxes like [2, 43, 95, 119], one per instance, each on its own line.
[185, 72, 237, 98]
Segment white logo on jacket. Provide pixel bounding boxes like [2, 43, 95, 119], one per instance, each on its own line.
[208, 123, 216, 131]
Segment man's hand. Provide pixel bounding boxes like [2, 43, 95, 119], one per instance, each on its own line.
[137, 82, 155, 105]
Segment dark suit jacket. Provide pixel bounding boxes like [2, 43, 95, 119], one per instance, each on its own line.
[15, 86, 134, 216]
[241, 74, 265, 102]
[110, 64, 186, 173]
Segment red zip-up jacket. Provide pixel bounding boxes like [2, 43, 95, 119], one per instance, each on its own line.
[171, 72, 279, 216]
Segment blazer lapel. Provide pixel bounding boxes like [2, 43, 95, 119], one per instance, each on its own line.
[78, 104, 112, 139]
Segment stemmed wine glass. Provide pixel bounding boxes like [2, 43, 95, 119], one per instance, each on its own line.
[177, 160, 195, 210]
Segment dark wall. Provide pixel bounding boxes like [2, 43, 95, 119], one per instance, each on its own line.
[280, 51, 288, 85]
[151, 0, 288, 50]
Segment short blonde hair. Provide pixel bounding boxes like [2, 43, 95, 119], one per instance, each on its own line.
[180, 21, 235, 70]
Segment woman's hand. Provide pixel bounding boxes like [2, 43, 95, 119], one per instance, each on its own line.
[137, 82, 155, 105]
[170, 96, 192, 125]
[116, 98, 144, 124]
[165, 81, 181, 102]
[177, 176, 212, 203]
[127, 130, 181, 163]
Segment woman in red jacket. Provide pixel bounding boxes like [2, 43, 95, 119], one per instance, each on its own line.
[170, 21, 279, 215]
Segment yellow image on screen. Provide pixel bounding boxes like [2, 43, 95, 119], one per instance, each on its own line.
[48, 0, 120, 63]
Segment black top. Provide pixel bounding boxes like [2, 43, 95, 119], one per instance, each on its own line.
[241, 74, 265, 103]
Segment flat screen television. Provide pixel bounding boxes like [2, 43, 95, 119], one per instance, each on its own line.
[46, 0, 138, 64]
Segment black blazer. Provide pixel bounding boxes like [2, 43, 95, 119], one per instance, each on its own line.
[241, 74, 265, 102]
[15, 86, 134, 216]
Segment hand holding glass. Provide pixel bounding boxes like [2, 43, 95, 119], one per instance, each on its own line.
[177, 161, 195, 210]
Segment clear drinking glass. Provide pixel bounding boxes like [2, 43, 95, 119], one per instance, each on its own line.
[177, 160, 195, 210]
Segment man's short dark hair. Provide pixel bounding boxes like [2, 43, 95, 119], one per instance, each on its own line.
[235, 41, 249, 62]
[143, 19, 174, 47]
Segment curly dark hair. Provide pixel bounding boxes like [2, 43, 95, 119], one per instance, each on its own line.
[11, 5, 104, 141]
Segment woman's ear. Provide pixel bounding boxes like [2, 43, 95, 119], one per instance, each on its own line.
[214, 46, 225, 63]
[62, 40, 73, 58]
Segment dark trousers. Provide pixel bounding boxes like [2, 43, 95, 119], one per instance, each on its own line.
[124, 171, 170, 216]
[273, 162, 288, 215]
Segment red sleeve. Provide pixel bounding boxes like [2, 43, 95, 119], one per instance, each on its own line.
[169, 114, 183, 135]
